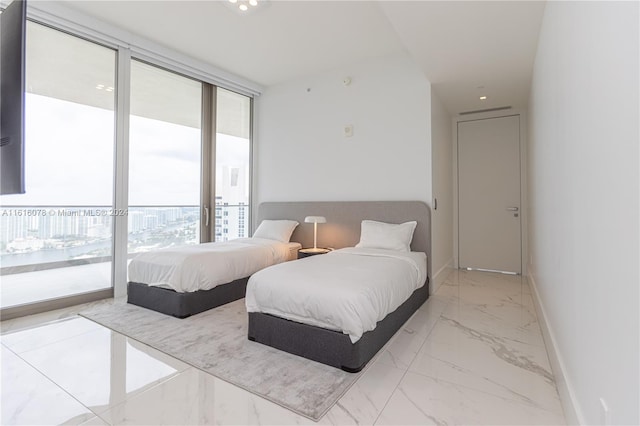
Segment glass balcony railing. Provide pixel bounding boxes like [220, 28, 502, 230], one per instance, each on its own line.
[0, 204, 249, 275]
[0, 206, 199, 274]
[1, 206, 115, 275]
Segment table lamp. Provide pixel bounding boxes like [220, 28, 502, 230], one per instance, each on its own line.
[304, 216, 326, 251]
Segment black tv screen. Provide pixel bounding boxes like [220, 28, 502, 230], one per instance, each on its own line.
[0, 0, 26, 195]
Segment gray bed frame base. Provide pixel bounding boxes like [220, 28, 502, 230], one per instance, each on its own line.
[248, 279, 429, 373]
[127, 277, 248, 319]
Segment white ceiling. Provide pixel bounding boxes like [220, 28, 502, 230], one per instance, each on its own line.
[60, 0, 546, 115]
[380, 1, 546, 113]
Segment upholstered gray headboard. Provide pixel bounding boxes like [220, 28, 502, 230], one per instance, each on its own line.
[257, 201, 431, 278]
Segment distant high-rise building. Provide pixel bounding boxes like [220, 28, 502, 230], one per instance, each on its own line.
[128, 211, 145, 233]
[0, 213, 27, 246]
[143, 215, 158, 231]
[215, 164, 249, 241]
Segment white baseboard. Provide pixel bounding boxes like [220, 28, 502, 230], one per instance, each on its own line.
[527, 264, 583, 425]
[431, 259, 454, 295]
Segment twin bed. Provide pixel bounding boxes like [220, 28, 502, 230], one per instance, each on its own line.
[127, 220, 300, 318]
[127, 201, 431, 372]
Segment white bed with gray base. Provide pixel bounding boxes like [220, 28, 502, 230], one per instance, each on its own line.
[247, 201, 431, 372]
[127, 220, 300, 318]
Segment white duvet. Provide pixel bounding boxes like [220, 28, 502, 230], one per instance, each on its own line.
[245, 247, 427, 343]
[128, 238, 299, 293]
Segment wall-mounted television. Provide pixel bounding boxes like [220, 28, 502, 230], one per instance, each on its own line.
[1, 0, 27, 195]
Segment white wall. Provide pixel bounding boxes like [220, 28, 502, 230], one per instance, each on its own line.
[527, 2, 639, 425]
[255, 53, 431, 206]
[430, 91, 453, 291]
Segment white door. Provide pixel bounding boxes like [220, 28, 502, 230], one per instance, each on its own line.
[458, 115, 521, 274]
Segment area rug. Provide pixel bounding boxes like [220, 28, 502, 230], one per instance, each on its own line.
[80, 299, 361, 421]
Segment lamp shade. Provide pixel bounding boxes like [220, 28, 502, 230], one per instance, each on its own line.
[304, 216, 326, 224]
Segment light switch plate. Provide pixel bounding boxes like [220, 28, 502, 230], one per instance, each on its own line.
[344, 125, 354, 138]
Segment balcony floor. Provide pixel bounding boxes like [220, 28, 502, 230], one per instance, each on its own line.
[1, 263, 111, 309]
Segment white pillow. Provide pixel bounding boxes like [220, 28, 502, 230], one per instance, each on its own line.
[355, 220, 417, 252]
[253, 220, 299, 242]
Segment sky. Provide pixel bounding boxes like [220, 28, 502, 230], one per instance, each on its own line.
[0, 94, 249, 207]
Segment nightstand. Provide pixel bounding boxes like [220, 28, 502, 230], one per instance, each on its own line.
[298, 248, 333, 258]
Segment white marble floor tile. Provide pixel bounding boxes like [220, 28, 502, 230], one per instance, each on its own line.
[323, 358, 406, 425]
[376, 325, 428, 370]
[441, 281, 530, 308]
[98, 367, 312, 425]
[432, 282, 461, 302]
[423, 291, 456, 306]
[442, 295, 545, 348]
[418, 295, 450, 317]
[375, 372, 565, 425]
[1, 317, 104, 354]
[403, 302, 445, 338]
[78, 416, 109, 425]
[18, 325, 189, 415]
[375, 296, 446, 370]
[1, 345, 95, 425]
[409, 314, 563, 416]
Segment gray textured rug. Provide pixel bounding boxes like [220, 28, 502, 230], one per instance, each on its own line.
[80, 299, 360, 421]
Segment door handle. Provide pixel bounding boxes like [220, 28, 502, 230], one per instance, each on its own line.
[506, 207, 519, 211]
[204, 205, 210, 227]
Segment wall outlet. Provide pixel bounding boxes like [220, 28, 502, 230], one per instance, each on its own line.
[600, 397, 611, 426]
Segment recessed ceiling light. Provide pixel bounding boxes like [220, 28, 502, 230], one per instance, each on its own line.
[480, 96, 487, 100]
[223, 0, 266, 15]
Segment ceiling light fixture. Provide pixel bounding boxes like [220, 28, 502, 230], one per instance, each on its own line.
[228, 0, 260, 12]
[480, 96, 487, 100]
[96, 84, 115, 92]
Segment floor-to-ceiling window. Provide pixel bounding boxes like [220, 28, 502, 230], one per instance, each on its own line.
[127, 60, 203, 255]
[0, 17, 254, 318]
[214, 88, 251, 242]
[0, 22, 116, 310]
